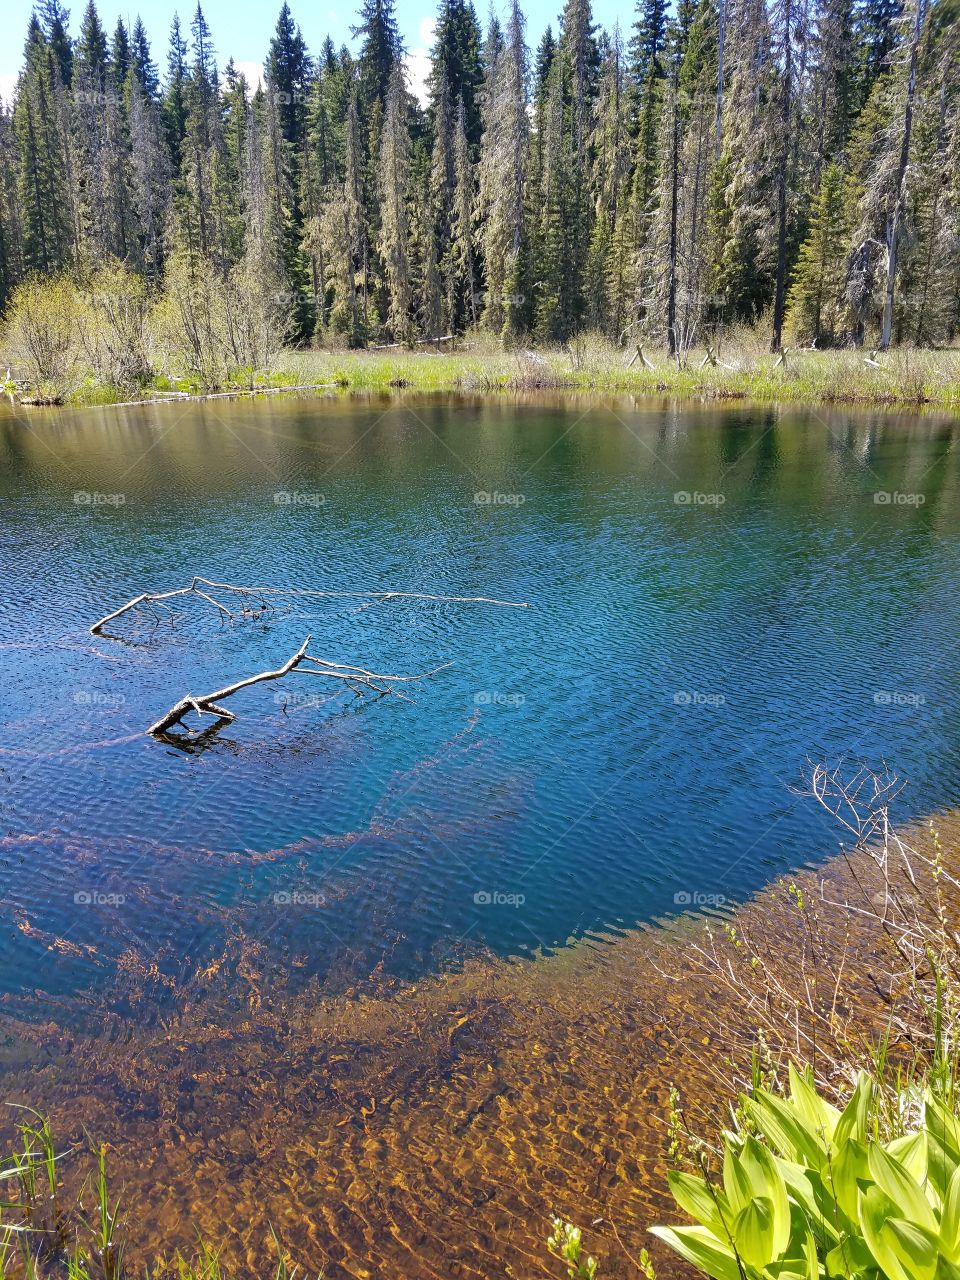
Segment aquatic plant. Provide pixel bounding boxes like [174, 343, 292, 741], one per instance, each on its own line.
[651, 1064, 960, 1280]
[0, 1113, 312, 1280]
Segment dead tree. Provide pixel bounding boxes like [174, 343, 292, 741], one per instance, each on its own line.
[90, 576, 529, 636]
[146, 636, 450, 736]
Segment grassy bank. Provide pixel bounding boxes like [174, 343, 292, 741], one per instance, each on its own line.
[277, 341, 960, 410]
[5, 338, 960, 413]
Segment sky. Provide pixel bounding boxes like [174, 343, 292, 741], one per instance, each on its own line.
[1, 0, 625, 106]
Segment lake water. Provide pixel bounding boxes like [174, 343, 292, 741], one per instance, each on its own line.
[2, 392, 960, 1275]
[1, 394, 959, 1026]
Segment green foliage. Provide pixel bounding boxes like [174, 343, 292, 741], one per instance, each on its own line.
[651, 1065, 960, 1280]
[547, 1219, 598, 1279]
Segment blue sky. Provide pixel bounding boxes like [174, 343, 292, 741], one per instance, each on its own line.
[2, 0, 628, 105]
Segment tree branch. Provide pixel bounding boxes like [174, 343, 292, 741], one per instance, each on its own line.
[90, 577, 529, 635]
[146, 636, 451, 736]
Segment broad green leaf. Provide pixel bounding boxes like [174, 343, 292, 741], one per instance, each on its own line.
[941, 1163, 960, 1263]
[888, 1130, 930, 1189]
[927, 1130, 956, 1205]
[926, 1096, 960, 1162]
[741, 1137, 792, 1258]
[825, 1231, 876, 1278]
[885, 1218, 939, 1280]
[668, 1169, 733, 1240]
[746, 1092, 828, 1169]
[725, 1145, 757, 1217]
[827, 1137, 868, 1226]
[833, 1073, 874, 1148]
[789, 1066, 841, 1144]
[777, 1162, 841, 1248]
[868, 1142, 937, 1235]
[859, 1184, 913, 1280]
[649, 1224, 744, 1280]
[734, 1196, 776, 1268]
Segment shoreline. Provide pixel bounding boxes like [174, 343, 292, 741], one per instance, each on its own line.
[5, 345, 960, 415]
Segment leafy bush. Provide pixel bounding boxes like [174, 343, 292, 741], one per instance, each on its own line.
[2, 274, 84, 398]
[651, 1064, 960, 1280]
[76, 262, 154, 389]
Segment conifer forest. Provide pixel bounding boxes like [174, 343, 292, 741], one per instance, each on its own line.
[1, 0, 958, 370]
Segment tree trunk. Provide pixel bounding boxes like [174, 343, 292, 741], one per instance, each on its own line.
[879, 0, 926, 351]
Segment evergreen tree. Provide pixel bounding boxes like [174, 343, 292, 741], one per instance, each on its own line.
[377, 63, 413, 340]
[14, 16, 73, 272]
[784, 160, 849, 342]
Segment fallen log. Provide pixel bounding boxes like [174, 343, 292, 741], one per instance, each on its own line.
[146, 636, 450, 736]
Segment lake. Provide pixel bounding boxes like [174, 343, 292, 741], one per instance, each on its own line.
[0, 393, 958, 1272]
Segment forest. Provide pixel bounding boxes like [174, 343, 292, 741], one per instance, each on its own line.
[1, 0, 958, 377]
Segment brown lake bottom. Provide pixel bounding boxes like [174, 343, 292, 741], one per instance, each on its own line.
[3, 815, 950, 1280]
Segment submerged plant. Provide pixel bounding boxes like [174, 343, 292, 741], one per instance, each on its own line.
[651, 1064, 960, 1280]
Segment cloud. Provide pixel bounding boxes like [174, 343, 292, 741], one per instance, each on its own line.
[0, 72, 18, 105]
[404, 16, 436, 106]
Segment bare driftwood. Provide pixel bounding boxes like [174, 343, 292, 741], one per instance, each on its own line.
[90, 576, 529, 635]
[147, 635, 449, 736]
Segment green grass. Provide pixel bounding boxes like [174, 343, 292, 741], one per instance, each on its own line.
[274, 339, 960, 410]
[5, 333, 960, 411]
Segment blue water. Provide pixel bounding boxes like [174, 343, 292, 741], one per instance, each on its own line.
[1, 394, 958, 1018]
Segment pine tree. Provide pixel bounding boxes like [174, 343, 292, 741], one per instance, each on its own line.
[162, 15, 189, 172]
[353, 0, 403, 111]
[476, 0, 528, 335]
[131, 17, 160, 101]
[429, 0, 484, 153]
[784, 160, 849, 342]
[14, 16, 73, 272]
[378, 63, 413, 340]
[38, 0, 73, 88]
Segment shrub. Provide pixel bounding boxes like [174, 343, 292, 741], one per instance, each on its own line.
[2, 274, 83, 398]
[76, 262, 154, 389]
[651, 1064, 960, 1280]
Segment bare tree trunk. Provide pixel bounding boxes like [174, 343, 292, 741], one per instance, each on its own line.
[880, 0, 927, 351]
[666, 93, 681, 357]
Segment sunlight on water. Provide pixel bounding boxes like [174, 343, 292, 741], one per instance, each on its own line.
[1, 393, 959, 1274]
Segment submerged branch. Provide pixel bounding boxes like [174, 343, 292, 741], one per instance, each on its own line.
[90, 576, 529, 635]
[146, 635, 451, 736]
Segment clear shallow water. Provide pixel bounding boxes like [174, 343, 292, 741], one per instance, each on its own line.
[1, 393, 959, 1020]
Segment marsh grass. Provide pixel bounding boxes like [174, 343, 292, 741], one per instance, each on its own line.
[278, 337, 960, 409]
[4, 317, 959, 409]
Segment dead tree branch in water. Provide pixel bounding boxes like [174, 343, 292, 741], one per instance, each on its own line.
[90, 576, 529, 635]
[146, 635, 450, 736]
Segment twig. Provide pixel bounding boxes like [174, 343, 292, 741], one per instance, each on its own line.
[90, 576, 530, 635]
